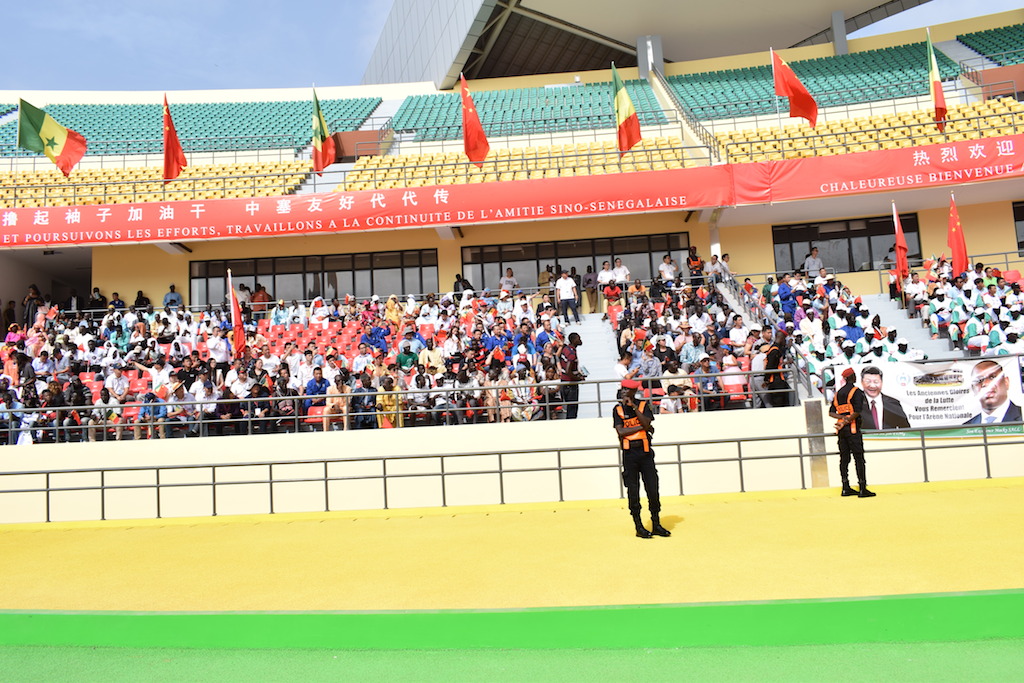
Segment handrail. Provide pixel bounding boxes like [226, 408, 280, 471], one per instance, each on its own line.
[1, 417, 1019, 521]
[0, 367, 801, 446]
[648, 67, 723, 162]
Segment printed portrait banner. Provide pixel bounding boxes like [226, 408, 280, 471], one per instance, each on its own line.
[737, 133, 1024, 204]
[0, 164, 735, 248]
[841, 358, 1024, 438]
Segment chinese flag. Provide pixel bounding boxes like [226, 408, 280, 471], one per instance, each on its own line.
[227, 269, 247, 360]
[948, 194, 969, 277]
[892, 203, 909, 293]
[460, 73, 490, 167]
[163, 94, 187, 183]
[772, 50, 817, 128]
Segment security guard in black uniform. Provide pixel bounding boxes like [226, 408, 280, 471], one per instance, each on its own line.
[614, 379, 671, 538]
[829, 367, 876, 498]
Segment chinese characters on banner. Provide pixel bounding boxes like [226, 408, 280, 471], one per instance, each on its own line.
[1, 135, 1022, 248]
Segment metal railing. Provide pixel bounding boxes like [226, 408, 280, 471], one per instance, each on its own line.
[960, 48, 1024, 84]
[0, 367, 800, 446]
[649, 67, 724, 162]
[1, 418, 1019, 522]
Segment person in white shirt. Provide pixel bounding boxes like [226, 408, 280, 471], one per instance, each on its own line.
[229, 368, 255, 400]
[727, 316, 750, 351]
[555, 271, 581, 325]
[611, 258, 630, 284]
[206, 327, 231, 383]
[658, 254, 678, 283]
[803, 247, 824, 275]
[104, 365, 131, 403]
[88, 388, 122, 441]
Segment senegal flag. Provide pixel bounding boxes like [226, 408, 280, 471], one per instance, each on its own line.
[611, 63, 641, 155]
[17, 99, 87, 176]
[311, 89, 336, 176]
[926, 29, 946, 132]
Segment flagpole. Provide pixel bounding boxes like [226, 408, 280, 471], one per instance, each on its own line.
[770, 48, 782, 130]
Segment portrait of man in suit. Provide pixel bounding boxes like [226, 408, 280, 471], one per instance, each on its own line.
[860, 366, 911, 430]
[963, 359, 1023, 425]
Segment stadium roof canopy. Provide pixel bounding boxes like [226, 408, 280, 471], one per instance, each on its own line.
[364, 0, 932, 89]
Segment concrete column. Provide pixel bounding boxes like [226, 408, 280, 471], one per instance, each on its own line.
[804, 398, 831, 488]
[832, 11, 848, 56]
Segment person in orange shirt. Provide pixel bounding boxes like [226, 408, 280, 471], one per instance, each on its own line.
[250, 283, 272, 318]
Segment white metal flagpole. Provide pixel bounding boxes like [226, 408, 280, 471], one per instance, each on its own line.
[770, 48, 783, 130]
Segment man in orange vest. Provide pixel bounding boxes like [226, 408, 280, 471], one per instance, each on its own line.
[614, 379, 671, 538]
[829, 367, 876, 498]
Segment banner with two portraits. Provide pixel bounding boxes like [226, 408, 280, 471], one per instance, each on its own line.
[840, 358, 1024, 436]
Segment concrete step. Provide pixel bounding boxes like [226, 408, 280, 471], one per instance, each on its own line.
[571, 312, 621, 419]
[860, 293, 960, 360]
[935, 39, 999, 70]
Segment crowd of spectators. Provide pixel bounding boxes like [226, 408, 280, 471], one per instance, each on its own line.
[1, 277, 593, 445]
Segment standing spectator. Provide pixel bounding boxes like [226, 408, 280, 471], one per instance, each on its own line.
[88, 287, 108, 311]
[3, 301, 17, 331]
[803, 246, 824, 275]
[498, 268, 518, 292]
[582, 265, 598, 314]
[134, 291, 151, 308]
[764, 332, 790, 407]
[163, 284, 183, 310]
[685, 247, 705, 284]
[555, 271, 581, 325]
[23, 285, 44, 327]
[777, 273, 797, 317]
[658, 254, 678, 283]
[558, 332, 584, 419]
[611, 258, 630, 284]
[453, 274, 473, 294]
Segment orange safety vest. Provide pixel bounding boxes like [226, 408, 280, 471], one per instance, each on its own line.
[831, 386, 861, 434]
[764, 343, 782, 384]
[686, 256, 702, 271]
[616, 401, 651, 450]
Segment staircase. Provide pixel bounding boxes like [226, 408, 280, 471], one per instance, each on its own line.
[570, 312, 621, 418]
[860, 293, 960, 361]
[292, 160, 352, 195]
[936, 40, 1000, 71]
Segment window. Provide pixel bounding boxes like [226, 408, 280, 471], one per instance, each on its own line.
[773, 213, 921, 274]
[1014, 201, 1024, 254]
[461, 232, 690, 291]
[189, 249, 439, 307]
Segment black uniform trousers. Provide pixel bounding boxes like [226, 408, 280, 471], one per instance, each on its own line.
[622, 446, 661, 517]
[837, 429, 867, 487]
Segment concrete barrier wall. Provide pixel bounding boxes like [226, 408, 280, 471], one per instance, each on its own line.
[2, 404, 1020, 523]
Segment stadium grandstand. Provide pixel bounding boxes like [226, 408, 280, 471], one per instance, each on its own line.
[3, 1, 1024, 672]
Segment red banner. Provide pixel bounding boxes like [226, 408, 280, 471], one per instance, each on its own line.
[0, 165, 734, 248]
[1, 134, 1022, 248]
[734, 133, 1024, 204]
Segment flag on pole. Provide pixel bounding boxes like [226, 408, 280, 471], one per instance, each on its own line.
[892, 203, 910, 293]
[611, 63, 641, 154]
[311, 88, 336, 176]
[771, 49, 817, 128]
[227, 269, 246, 360]
[926, 29, 947, 132]
[460, 73, 490, 167]
[162, 94, 187, 183]
[948, 193, 968, 277]
[16, 99, 87, 177]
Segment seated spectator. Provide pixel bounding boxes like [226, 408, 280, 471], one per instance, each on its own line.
[349, 375, 377, 429]
[133, 391, 168, 440]
[660, 385, 685, 414]
[323, 372, 350, 431]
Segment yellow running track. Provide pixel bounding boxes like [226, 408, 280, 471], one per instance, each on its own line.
[1, 479, 1022, 612]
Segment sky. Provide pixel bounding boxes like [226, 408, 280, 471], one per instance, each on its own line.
[850, 0, 1024, 38]
[2, 0, 1022, 92]
[3, 0, 396, 91]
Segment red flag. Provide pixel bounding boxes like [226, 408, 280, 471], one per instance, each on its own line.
[926, 29, 947, 133]
[460, 74, 489, 167]
[227, 269, 246, 360]
[162, 95, 187, 183]
[892, 203, 909, 293]
[948, 194, 969, 277]
[772, 50, 817, 128]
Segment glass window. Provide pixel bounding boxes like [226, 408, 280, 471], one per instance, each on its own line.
[773, 214, 920, 274]
[1014, 201, 1024, 253]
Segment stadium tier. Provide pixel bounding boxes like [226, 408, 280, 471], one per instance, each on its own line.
[716, 97, 1024, 163]
[668, 41, 960, 120]
[0, 160, 310, 208]
[957, 22, 1024, 65]
[334, 137, 698, 191]
[390, 80, 667, 142]
[0, 98, 380, 156]
[0, 103, 16, 117]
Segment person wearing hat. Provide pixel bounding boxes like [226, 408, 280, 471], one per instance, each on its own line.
[614, 379, 670, 538]
[829, 368, 876, 497]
